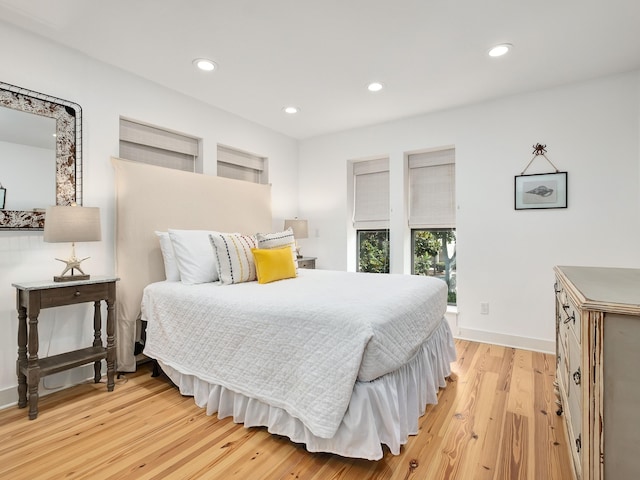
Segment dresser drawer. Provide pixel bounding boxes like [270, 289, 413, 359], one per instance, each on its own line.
[566, 328, 583, 478]
[557, 314, 570, 362]
[557, 336, 570, 395]
[556, 326, 582, 478]
[567, 332, 582, 410]
[297, 257, 316, 269]
[39, 283, 111, 308]
[566, 382, 583, 478]
[558, 286, 581, 345]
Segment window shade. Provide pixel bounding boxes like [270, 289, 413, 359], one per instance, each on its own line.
[119, 118, 198, 172]
[408, 149, 455, 228]
[217, 145, 267, 184]
[353, 158, 389, 228]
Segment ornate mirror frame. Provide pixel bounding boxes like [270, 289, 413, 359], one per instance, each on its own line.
[0, 82, 82, 230]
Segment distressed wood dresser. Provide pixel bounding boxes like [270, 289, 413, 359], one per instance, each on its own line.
[554, 266, 640, 480]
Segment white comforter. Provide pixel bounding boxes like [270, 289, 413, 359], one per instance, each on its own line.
[141, 269, 448, 439]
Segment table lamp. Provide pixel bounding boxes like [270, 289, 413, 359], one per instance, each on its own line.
[43, 204, 101, 282]
[284, 218, 308, 258]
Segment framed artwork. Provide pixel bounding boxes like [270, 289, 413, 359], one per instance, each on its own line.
[515, 172, 567, 210]
[0, 185, 5, 209]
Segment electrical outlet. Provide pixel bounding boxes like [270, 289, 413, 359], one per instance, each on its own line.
[480, 302, 489, 315]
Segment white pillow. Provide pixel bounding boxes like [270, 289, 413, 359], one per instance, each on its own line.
[255, 227, 298, 273]
[154, 231, 180, 282]
[209, 232, 257, 285]
[168, 229, 220, 285]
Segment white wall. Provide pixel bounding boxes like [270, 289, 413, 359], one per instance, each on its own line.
[0, 22, 299, 405]
[298, 70, 640, 352]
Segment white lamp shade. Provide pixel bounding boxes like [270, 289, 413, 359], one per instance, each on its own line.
[44, 205, 102, 243]
[284, 219, 308, 239]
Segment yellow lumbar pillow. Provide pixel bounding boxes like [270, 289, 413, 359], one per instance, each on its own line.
[251, 246, 297, 284]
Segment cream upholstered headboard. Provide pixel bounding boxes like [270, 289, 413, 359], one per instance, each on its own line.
[112, 157, 272, 371]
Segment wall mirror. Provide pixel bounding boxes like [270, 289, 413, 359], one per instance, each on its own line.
[0, 82, 82, 230]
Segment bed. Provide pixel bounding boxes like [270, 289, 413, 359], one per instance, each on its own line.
[113, 157, 456, 460]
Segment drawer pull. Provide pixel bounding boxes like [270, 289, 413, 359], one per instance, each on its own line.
[576, 434, 581, 453]
[554, 282, 561, 294]
[74, 291, 81, 297]
[573, 367, 581, 386]
[563, 311, 575, 324]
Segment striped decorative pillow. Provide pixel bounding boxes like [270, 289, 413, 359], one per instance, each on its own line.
[209, 233, 257, 285]
[255, 227, 298, 272]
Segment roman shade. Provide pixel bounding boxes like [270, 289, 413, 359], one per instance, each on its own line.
[352, 158, 390, 229]
[217, 145, 267, 184]
[119, 118, 199, 172]
[408, 149, 455, 228]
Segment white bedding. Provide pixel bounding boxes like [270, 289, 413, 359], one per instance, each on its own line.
[156, 320, 455, 460]
[141, 269, 449, 440]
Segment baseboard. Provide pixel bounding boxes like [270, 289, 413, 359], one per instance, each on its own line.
[455, 326, 554, 354]
[0, 364, 96, 411]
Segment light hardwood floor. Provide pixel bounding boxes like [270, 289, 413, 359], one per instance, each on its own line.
[0, 340, 573, 479]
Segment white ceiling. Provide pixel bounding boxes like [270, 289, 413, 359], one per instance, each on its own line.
[2, 0, 639, 140]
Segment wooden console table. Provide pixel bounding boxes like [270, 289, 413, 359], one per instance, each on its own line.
[12, 276, 119, 419]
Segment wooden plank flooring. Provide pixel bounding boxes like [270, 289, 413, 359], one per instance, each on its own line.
[0, 340, 574, 479]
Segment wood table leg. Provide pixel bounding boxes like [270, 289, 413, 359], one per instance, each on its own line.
[106, 294, 116, 392]
[16, 305, 27, 408]
[93, 300, 102, 383]
[27, 311, 40, 420]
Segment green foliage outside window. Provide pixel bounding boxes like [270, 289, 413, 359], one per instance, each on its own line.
[357, 230, 390, 273]
[413, 229, 457, 305]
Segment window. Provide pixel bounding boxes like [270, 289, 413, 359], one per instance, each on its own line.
[358, 229, 390, 273]
[408, 148, 456, 303]
[352, 158, 390, 272]
[217, 145, 268, 184]
[119, 118, 199, 172]
[412, 228, 457, 304]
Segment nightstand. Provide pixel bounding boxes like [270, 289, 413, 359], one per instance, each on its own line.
[297, 257, 317, 269]
[12, 276, 119, 419]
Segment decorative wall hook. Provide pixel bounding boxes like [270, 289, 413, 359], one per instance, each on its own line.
[521, 142, 559, 175]
[532, 143, 547, 156]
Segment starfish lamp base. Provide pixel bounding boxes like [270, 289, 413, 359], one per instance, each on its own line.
[52, 243, 92, 282]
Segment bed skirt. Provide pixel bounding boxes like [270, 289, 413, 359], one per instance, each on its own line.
[156, 317, 456, 460]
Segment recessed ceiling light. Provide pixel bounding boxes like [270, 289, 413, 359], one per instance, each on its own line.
[367, 82, 384, 92]
[193, 58, 217, 71]
[283, 106, 300, 114]
[488, 43, 512, 57]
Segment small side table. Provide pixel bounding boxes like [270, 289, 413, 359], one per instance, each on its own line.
[298, 257, 317, 269]
[12, 276, 119, 419]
